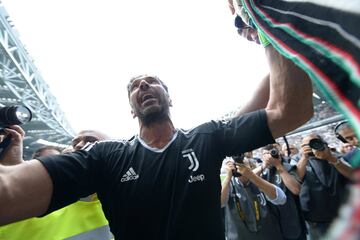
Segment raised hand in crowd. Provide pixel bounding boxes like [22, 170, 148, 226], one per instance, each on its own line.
[262, 147, 301, 195]
[262, 151, 282, 169]
[221, 158, 284, 207]
[297, 134, 353, 180]
[296, 141, 314, 180]
[314, 143, 353, 180]
[0, 125, 25, 166]
[234, 162, 254, 178]
[221, 160, 237, 206]
[313, 145, 338, 164]
[236, 161, 278, 200]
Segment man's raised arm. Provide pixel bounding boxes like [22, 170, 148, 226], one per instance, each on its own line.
[0, 126, 53, 226]
[235, 74, 270, 117]
[264, 46, 313, 139]
[0, 161, 53, 225]
[234, 46, 313, 138]
[228, 0, 313, 135]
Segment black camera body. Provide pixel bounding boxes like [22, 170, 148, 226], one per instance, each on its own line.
[308, 138, 326, 151]
[0, 105, 32, 157]
[232, 153, 245, 164]
[0, 106, 32, 128]
[232, 153, 245, 177]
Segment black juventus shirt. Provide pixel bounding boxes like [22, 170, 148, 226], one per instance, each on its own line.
[38, 110, 274, 240]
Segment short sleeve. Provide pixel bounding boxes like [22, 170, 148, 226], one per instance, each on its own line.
[214, 109, 275, 157]
[37, 142, 104, 214]
[282, 162, 302, 183]
[265, 185, 287, 205]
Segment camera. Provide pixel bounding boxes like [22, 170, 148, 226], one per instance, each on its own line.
[308, 138, 326, 151]
[232, 153, 245, 164]
[0, 105, 32, 128]
[232, 154, 245, 177]
[0, 105, 32, 156]
[270, 148, 279, 158]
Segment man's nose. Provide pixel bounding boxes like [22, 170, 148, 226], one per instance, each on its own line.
[354, 137, 359, 146]
[139, 80, 149, 91]
[74, 140, 86, 150]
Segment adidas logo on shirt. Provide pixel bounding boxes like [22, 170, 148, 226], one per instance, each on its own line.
[121, 167, 139, 182]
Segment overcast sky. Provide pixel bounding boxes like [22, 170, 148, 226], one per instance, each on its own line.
[2, 0, 269, 139]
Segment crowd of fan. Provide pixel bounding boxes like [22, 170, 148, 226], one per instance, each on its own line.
[306, 102, 339, 124]
[220, 121, 358, 240]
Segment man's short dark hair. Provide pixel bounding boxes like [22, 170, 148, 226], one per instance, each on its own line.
[262, 143, 277, 151]
[334, 121, 352, 134]
[127, 74, 169, 98]
[32, 146, 61, 158]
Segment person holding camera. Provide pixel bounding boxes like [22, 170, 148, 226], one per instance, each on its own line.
[261, 144, 307, 240]
[334, 121, 359, 166]
[296, 134, 353, 240]
[281, 143, 299, 158]
[0, 129, 113, 240]
[221, 156, 286, 240]
[281, 143, 300, 165]
[32, 146, 62, 159]
[244, 151, 262, 166]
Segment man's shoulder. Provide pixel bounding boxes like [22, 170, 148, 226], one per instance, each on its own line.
[179, 120, 225, 136]
[181, 110, 266, 136]
[85, 137, 137, 153]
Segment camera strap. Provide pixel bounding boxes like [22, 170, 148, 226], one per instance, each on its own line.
[308, 158, 337, 190]
[282, 135, 291, 158]
[231, 181, 246, 220]
[0, 135, 12, 158]
[231, 179, 262, 232]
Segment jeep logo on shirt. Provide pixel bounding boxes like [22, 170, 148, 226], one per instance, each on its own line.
[188, 174, 205, 183]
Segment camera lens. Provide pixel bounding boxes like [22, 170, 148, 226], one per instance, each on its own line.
[270, 149, 279, 158]
[15, 106, 32, 124]
[308, 139, 325, 151]
[232, 153, 245, 164]
[0, 106, 32, 127]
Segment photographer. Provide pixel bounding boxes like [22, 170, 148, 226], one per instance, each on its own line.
[221, 156, 286, 240]
[32, 146, 62, 159]
[0, 105, 31, 165]
[0, 128, 113, 240]
[261, 144, 307, 240]
[334, 121, 359, 165]
[296, 134, 353, 239]
[0, 125, 25, 166]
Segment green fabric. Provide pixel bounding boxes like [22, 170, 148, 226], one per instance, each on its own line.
[220, 175, 227, 183]
[258, 30, 270, 47]
[0, 200, 109, 240]
[241, 0, 360, 153]
[351, 150, 360, 168]
[248, 0, 360, 88]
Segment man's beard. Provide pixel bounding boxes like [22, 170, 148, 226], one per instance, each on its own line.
[136, 105, 170, 126]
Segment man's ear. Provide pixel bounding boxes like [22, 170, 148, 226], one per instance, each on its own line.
[131, 109, 137, 119]
[169, 98, 173, 107]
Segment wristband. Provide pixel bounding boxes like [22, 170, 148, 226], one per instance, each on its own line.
[276, 165, 284, 173]
[258, 30, 271, 47]
[330, 158, 341, 166]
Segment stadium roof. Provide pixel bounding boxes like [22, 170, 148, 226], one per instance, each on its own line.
[0, 4, 344, 159]
[0, 6, 74, 159]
